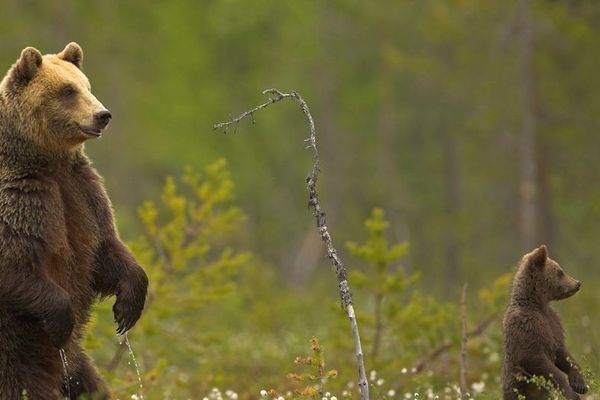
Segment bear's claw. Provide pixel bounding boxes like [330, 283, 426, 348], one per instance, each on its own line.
[113, 291, 144, 335]
[569, 372, 588, 395]
[112, 266, 148, 335]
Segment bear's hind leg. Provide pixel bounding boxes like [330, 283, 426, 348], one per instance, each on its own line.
[63, 351, 110, 400]
[1, 316, 63, 399]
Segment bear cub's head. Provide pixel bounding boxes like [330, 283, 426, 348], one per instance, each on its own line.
[516, 245, 581, 303]
[0, 43, 110, 149]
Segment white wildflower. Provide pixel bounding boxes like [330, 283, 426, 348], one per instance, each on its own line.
[369, 370, 377, 381]
[471, 382, 485, 394]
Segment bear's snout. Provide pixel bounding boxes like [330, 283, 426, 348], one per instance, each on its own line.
[576, 281, 582, 290]
[94, 110, 112, 129]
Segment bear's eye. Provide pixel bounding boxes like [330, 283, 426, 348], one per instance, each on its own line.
[61, 85, 77, 97]
[558, 270, 564, 278]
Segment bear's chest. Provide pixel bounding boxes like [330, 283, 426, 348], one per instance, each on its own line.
[46, 171, 101, 285]
[536, 311, 563, 356]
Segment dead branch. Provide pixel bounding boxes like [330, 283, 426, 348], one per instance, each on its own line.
[214, 88, 370, 400]
[412, 313, 497, 374]
[106, 341, 127, 372]
[460, 283, 468, 399]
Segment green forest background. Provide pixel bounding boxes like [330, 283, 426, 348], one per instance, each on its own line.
[2, 1, 600, 399]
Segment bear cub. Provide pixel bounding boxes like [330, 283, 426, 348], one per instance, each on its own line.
[503, 245, 587, 399]
[0, 43, 148, 399]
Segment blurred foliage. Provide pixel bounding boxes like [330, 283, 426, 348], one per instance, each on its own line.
[3, 0, 600, 398]
[86, 175, 517, 398]
[4, 0, 600, 290]
[88, 160, 252, 398]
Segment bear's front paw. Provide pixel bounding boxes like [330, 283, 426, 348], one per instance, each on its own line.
[569, 370, 588, 395]
[113, 266, 148, 335]
[42, 296, 75, 348]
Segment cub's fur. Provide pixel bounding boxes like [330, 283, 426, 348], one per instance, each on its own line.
[503, 245, 586, 400]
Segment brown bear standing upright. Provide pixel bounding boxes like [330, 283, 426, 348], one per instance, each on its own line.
[0, 44, 148, 399]
[502, 245, 587, 399]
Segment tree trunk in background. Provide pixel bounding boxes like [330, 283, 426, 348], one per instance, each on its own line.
[51, 0, 68, 45]
[518, 0, 540, 252]
[290, 226, 322, 284]
[317, 1, 341, 222]
[289, 2, 340, 284]
[538, 142, 556, 251]
[443, 129, 461, 284]
[377, 51, 399, 215]
[376, 48, 412, 249]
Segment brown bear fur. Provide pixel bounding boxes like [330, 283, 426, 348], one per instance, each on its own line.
[0, 43, 148, 399]
[502, 245, 587, 400]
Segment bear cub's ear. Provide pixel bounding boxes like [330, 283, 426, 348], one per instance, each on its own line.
[10, 47, 43, 87]
[59, 42, 83, 69]
[526, 244, 548, 269]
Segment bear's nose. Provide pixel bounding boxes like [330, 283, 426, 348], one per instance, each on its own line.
[576, 281, 582, 290]
[95, 110, 112, 128]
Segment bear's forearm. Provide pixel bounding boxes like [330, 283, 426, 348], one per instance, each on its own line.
[92, 239, 145, 297]
[93, 238, 148, 334]
[0, 267, 69, 316]
[556, 348, 582, 373]
[522, 357, 580, 399]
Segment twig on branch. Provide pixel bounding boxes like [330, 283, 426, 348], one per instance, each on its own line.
[412, 313, 497, 374]
[460, 283, 468, 400]
[214, 88, 370, 400]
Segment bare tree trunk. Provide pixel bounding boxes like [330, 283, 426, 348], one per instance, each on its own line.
[518, 0, 540, 251]
[215, 89, 371, 400]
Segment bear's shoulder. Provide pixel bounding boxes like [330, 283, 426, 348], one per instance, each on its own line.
[504, 306, 551, 336]
[0, 175, 63, 239]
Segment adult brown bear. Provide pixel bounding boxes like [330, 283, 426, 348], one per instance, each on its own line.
[0, 43, 148, 399]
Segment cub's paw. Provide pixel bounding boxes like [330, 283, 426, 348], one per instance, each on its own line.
[42, 297, 75, 348]
[113, 266, 148, 335]
[569, 371, 588, 395]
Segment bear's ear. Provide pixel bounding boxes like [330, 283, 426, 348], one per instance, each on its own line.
[526, 245, 548, 269]
[59, 42, 83, 69]
[9, 47, 43, 87]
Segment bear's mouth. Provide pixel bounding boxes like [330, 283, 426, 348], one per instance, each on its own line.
[77, 123, 102, 137]
[558, 285, 580, 299]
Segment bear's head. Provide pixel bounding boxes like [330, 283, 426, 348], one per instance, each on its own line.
[514, 245, 581, 304]
[0, 43, 111, 151]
